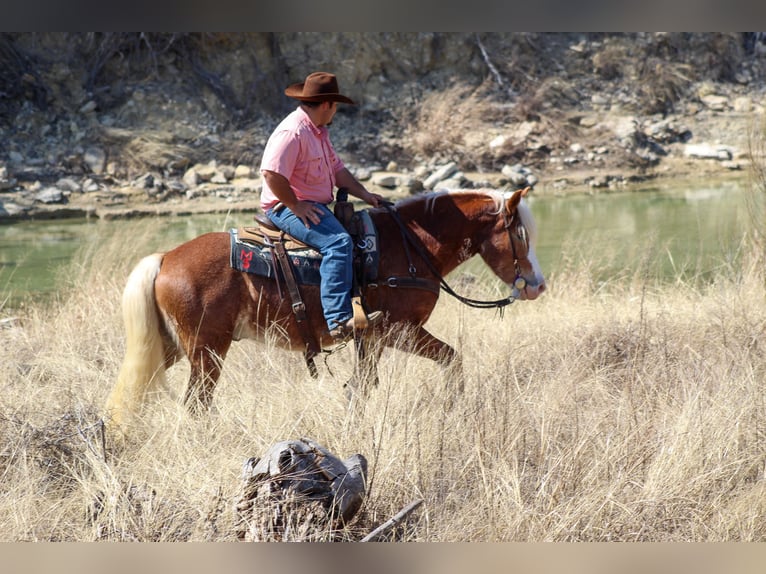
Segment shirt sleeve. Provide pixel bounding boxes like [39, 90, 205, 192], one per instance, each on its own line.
[260, 128, 300, 179]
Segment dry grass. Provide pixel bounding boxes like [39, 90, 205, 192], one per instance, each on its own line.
[2, 222, 766, 541]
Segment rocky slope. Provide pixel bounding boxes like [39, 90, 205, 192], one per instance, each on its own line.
[1, 32, 765, 221]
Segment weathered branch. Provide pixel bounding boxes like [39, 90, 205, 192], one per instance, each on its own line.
[475, 34, 515, 98]
[360, 499, 424, 542]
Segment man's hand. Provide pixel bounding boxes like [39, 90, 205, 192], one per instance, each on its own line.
[335, 167, 385, 208]
[290, 200, 324, 228]
[263, 170, 322, 228]
[362, 189, 384, 208]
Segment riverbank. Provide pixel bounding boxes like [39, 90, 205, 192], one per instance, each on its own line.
[0, 129, 758, 223]
[1, 33, 764, 223]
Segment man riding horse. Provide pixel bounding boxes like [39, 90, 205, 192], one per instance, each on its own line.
[259, 71, 384, 340]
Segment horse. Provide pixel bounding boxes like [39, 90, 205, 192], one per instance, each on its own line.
[103, 187, 546, 431]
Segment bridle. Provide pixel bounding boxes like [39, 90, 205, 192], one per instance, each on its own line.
[381, 194, 534, 310]
[503, 204, 531, 297]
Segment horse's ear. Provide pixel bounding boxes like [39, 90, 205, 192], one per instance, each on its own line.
[505, 186, 530, 212]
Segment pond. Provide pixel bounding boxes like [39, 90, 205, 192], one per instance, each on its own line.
[0, 180, 756, 307]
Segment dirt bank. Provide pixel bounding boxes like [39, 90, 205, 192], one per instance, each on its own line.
[1, 33, 764, 221]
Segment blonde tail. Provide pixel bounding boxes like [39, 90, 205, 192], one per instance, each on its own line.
[104, 253, 167, 431]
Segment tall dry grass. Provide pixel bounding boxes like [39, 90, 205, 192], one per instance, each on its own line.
[2, 213, 766, 541]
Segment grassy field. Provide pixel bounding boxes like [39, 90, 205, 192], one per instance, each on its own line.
[2, 217, 766, 542]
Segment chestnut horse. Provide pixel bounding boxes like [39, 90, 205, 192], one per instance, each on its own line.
[104, 188, 546, 430]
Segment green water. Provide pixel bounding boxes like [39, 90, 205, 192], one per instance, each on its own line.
[528, 180, 751, 283]
[0, 181, 754, 306]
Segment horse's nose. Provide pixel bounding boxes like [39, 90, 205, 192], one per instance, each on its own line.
[524, 281, 546, 300]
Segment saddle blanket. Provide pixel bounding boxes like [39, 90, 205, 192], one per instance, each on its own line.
[229, 210, 379, 286]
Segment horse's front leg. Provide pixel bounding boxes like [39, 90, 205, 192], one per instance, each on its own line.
[344, 334, 383, 403]
[407, 325, 464, 394]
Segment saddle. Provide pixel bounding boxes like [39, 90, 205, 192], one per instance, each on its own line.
[231, 190, 378, 377]
[240, 217, 312, 251]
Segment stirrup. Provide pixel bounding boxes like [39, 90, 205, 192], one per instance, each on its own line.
[329, 311, 383, 340]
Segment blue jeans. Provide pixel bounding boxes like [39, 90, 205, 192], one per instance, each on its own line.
[267, 203, 353, 331]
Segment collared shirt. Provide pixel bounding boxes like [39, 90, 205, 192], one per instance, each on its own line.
[259, 106, 345, 211]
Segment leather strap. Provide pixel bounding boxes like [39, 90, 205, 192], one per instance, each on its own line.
[272, 239, 320, 376]
[383, 276, 441, 295]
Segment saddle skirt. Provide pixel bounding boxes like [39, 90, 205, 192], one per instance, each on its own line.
[229, 210, 379, 286]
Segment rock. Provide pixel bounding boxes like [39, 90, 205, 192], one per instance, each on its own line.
[684, 143, 733, 161]
[423, 162, 458, 190]
[194, 163, 218, 182]
[0, 167, 16, 190]
[439, 174, 468, 189]
[645, 119, 692, 144]
[167, 157, 190, 172]
[413, 165, 429, 179]
[83, 179, 100, 192]
[185, 187, 207, 200]
[84, 147, 106, 175]
[509, 121, 537, 144]
[34, 187, 67, 204]
[589, 175, 610, 188]
[501, 164, 534, 187]
[610, 116, 640, 143]
[353, 166, 372, 181]
[371, 174, 399, 188]
[234, 164, 252, 179]
[0, 201, 30, 218]
[218, 165, 236, 180]
[399, 176, 422, 193]
[733, 97, 753, 113]
[55, 177, 82, 193]
[700, 94, 728, 111]
[79, 100, 97, 113]
[182, 168, 201, 187]
[489, 135, 508, 149]
[134, 173, 155, 189]
[166, 180, 188, 194]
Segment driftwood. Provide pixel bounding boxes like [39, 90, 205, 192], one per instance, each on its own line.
[360, 499, 424, 542]
[234, 438, 367, 541]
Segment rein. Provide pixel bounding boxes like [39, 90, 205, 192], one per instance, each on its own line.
[382, 202, 519, 310]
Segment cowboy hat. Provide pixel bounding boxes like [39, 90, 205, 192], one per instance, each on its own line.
[284, 72, 355, 104]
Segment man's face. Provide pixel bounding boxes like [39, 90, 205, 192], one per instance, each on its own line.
[321, 101, 337, 126]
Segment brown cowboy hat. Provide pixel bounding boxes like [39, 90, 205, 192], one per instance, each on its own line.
[284, 72, 355, 104]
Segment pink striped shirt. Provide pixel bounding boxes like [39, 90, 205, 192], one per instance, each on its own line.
[259, 106, 345, 211]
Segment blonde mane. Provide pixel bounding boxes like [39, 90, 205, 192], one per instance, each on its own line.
[482, 189, 538, 246]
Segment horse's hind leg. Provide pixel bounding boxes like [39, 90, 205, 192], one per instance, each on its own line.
[184, 344, 229, 415]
